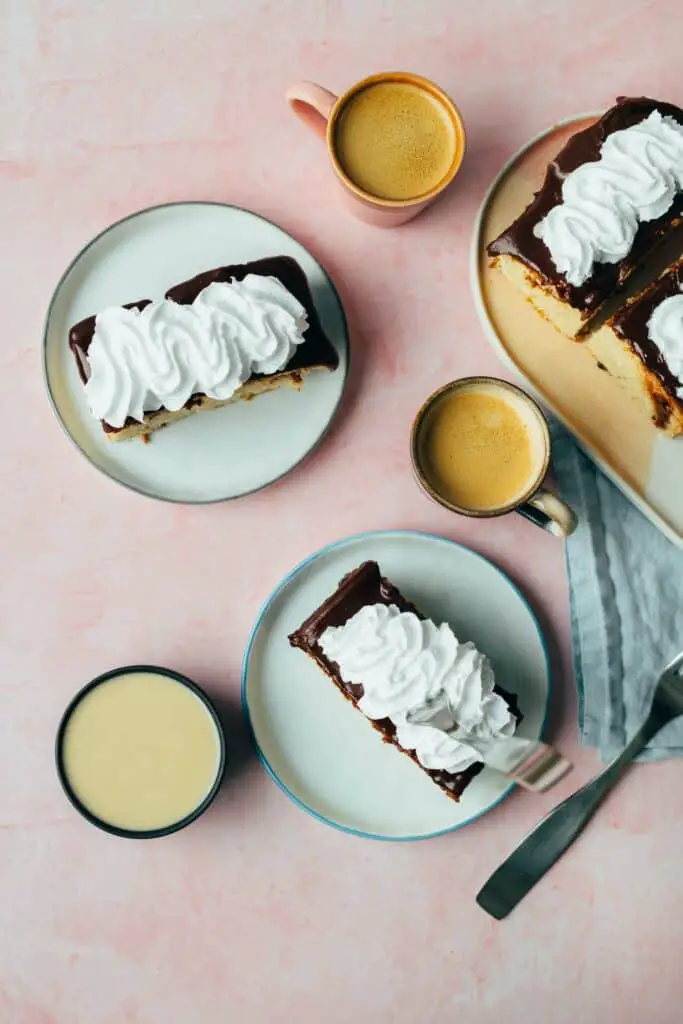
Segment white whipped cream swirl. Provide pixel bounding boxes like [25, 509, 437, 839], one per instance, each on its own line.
[318, 604, 516, 774]
[84, 275, 309, 427]
[533, 111, 683, 287]
[647, 284, 683, 396]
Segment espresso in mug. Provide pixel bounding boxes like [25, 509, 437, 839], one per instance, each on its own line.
[333, 80, 458, 201]
[418, 383, 545, 512]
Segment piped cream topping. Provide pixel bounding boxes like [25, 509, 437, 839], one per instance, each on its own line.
[319, 604, 516, 774]
[534, 111, 683, 287]
[83, 275, 309, 428]
[647, 285, 683, 396]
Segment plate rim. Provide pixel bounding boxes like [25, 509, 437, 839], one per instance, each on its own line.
[469, 111, 683, 549]
[41, 200, 351, 505]
[241, 528, 552, 842]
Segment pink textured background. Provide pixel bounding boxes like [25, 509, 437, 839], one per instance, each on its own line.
[2, 2, 683, 1022]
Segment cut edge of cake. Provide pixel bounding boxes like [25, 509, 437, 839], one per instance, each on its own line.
[489, 253, 596, 339]
[586, 261, 683, 436]
[97, 369, 318, 442]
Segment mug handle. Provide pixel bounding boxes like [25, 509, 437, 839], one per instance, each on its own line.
[517, 488, 577, 538]
[286, 81, 338, 140]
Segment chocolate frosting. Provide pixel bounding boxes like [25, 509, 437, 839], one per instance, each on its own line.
[612, 257, 683, 396]
[289, 560, 521, 801]
[488, 97, 683, 314]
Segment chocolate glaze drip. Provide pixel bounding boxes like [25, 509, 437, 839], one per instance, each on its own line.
[612, 257, 683, 396]
[68, 256, 339, 435]
[289, 560, 521, 802]
[488, 97, 683, 314]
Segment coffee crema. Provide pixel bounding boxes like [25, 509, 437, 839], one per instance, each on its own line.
[419, 389, 539, 511]
[333, 80, 457, 201]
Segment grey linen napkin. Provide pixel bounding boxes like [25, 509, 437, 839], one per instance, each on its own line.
[550, 423, 683, 762]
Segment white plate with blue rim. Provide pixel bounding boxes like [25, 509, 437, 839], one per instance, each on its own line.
[42, 202, 349, 503]
[242, 530, 550, 841]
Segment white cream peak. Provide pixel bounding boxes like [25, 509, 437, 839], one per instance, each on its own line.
[318, 604, 516, 774]
[83, 275, 309, 428]
[534, 111, 683, 287]
[647, 284, 683, 397]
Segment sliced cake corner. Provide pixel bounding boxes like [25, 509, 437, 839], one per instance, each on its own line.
[586, 258, 683, 436]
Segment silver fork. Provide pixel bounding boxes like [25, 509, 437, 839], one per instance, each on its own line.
[476, 650, 683, 920]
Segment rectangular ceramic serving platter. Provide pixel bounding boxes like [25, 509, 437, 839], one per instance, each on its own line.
[472, 114, 683, 547]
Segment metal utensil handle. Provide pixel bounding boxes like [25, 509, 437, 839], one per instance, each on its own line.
[476, 722, 651, 920]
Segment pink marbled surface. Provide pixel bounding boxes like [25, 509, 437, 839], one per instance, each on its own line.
[3, 2, 683, 1022]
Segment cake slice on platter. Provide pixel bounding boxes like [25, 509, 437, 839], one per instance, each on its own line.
[487, 97, 683, 339]
[587, 257, 683, 435]
[69, 256, 339, 442]
[288, 560, 521, 802]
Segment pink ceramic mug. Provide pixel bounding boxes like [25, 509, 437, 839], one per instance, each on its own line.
[286, 72, 466, 227]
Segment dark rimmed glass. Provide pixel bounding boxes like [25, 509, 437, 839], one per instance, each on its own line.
[56, 665, 226, 839]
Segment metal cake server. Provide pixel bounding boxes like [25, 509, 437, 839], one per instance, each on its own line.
[477, 650, 683, 920]
[405, 698, 572, 793]
[464, 734, 572, 792]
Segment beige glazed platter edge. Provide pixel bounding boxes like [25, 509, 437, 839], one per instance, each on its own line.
[471, 113, 683, 548]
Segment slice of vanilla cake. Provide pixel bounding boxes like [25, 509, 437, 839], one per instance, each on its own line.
[69, 256, 338, 441]
[289, 560, 521, 802]
[587, 257, 683, 435]
[488, 97, 683, 339]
